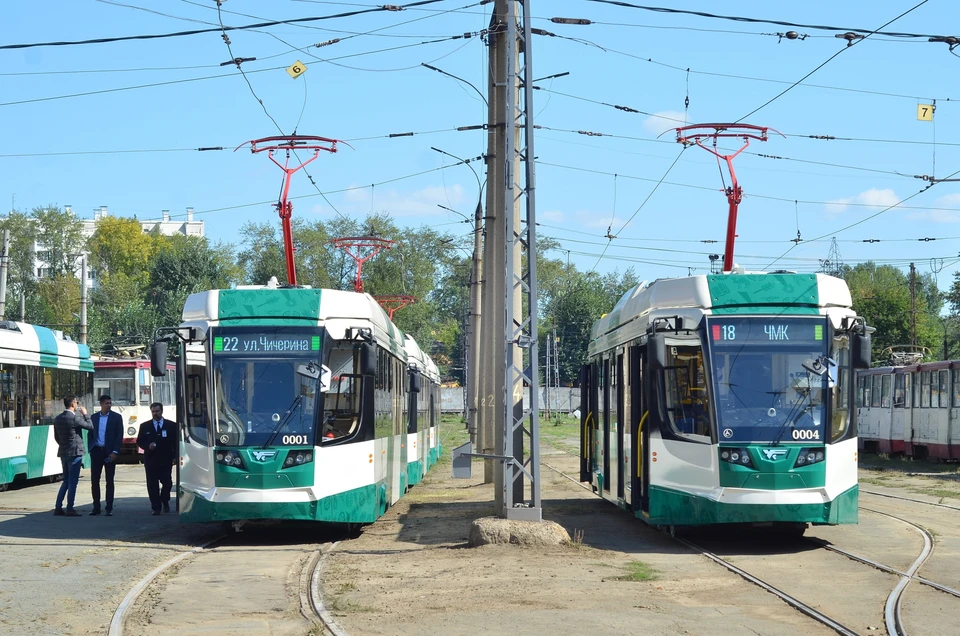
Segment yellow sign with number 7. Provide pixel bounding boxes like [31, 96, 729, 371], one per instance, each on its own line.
[917, 104, 934, 121]
[286, 60, 307, 79]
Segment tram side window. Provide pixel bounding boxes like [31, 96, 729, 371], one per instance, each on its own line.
[185, 368, 209, 445]
[862, 376, 872, 408]
[939, 370, 949, 409]
[930, 371, 940, 408]
[920, 371, 931, 408]
[954, 370, 960, 407]
[870, 375, 882, 408]
[0, 365, 13, 428]
[662, 343, 710, 440]
[893, 374, 906, 408]
[856, 377, 864, 407]
[880, 375, 891, 408]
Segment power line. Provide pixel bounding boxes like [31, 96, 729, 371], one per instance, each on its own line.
[536, 160, 960, 212]
[581, 0, 949, 40]
[0, 0, 452, 50]
[736, 0, 932, 122]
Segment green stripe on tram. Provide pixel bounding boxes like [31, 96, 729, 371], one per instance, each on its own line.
[707, 274, 820, 315]
[644, 484, 859, 525]
[33, 325, 61, 368]
[217, 289, 323, 325]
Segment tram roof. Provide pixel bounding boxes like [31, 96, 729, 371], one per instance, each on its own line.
[404, 334, 440, 383]
[589, 272, 855, 352]
[0, 321, 92, 372]
[181, 287, 408, 358]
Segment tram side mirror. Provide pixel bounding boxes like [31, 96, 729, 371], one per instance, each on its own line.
[150, 341, 168, 377]
[647, 333, 666, 371]
[853, 333, 872, 369]
[409, 369, 422, 393]
[359, 342, 376, 376]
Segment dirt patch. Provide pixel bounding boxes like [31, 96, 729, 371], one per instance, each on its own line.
[320, 422, 835, 636]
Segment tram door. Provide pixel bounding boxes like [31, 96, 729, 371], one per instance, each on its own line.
[629, 345, 649, 513]
[616, 353, 625, 500]
[579, 363, 598, 483]
[602, 358, 611, 492]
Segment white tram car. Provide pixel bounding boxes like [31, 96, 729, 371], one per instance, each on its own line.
[154, 283, 442, 525]
[857, 361, 960, 460]
[581, 272, 872, 530]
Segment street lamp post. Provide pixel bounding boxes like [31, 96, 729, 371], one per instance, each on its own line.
[432, 147, 484, 444]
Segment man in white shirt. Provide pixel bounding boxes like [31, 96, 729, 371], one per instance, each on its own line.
[88, 394, 122, 516]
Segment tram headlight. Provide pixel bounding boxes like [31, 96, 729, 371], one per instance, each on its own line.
[719, 448, 753, 468]
[281, 449, 315, 469]
[794, 448, 825, 468]
[215, 450, 246, 469]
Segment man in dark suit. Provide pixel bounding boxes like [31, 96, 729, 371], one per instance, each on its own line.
[136, 402, 177, 515]
[53, 395, 93, 517]
[88, 394, 123, 516]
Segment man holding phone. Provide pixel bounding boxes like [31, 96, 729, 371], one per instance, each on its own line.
[89, 394, 122, 516]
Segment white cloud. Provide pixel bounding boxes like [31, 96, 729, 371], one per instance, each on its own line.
[641, 110, 688, 136]
[581, 213, 624, 232]
[824, 188, 899, 215]
[905, 209, 960, 223]
[934, 192, 960, 207]
[539, 209, 565, 223]
[319, 183, 466, 218]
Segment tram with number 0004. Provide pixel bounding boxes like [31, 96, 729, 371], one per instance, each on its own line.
[580, 272, 872, 533]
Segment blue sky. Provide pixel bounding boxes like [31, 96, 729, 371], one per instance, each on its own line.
[2, 0, 959, 292]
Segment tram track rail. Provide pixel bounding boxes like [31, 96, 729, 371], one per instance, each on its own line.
[110, 532, 346, 636]
[861, 488, 960, 513]
[543, 460, 860, 636]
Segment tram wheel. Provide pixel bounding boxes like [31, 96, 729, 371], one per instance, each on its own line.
[0, 482, 8, 492]
[779, 523, 807, 538]
[47, 473, 62, 484]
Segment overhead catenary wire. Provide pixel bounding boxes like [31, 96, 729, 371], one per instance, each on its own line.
[0, 0, 453, 50]
[736, 0, 932, 122]
[581, 0, 950, 41]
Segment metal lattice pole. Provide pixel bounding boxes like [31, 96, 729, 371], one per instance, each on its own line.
[499, 0, 540, 521]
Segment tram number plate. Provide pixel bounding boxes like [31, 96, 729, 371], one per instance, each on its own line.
[791, 429, 820, 441]
[281, 434, 310, 445]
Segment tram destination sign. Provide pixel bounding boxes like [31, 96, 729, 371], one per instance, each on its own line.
[709, 318, 825, 346]
[213, 334, 321, 355]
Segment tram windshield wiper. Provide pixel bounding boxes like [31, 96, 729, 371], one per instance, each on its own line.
[262, 395, 302, 449]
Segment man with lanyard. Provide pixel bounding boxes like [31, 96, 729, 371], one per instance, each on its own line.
[88, 394, 122, 516]
[136, 402, 177, 515]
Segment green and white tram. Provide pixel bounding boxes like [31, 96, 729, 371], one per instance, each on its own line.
[580, 272, 872, 531]
[403, 334, 441, 489]
[0, 321, 94, 490]
[153, 282, 441, 525]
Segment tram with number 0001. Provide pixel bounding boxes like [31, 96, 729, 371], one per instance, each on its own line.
[151, 279, 441, 525]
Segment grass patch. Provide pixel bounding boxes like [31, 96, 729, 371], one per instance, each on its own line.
[615, 560, 658, 582]
[328, 597, 375, 614]
[909, 487, 960, 500]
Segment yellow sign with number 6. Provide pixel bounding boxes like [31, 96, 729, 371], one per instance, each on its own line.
[286, 60, 307, 79]
[917, 104, 934, 121]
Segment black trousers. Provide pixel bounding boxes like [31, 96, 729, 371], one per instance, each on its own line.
[89, 446, 116, 512]
[143, 458, 172, 511]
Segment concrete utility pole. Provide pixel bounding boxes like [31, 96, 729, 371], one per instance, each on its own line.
[468, 193, 483, 445]
[478, 0, 541, 520]
[910, 262, 917, 347]
[80, 255, 88, 345]
[0, 230, 9, 320]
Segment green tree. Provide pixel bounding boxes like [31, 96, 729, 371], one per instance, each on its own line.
[845, 262, 941, 360]
[32, 205, 84, 279]
[87, 216, 156, 280]
[0, 210, 38, 318]
[147, 235, 241, 328]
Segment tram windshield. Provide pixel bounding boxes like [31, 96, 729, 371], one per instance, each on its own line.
[708, 317, 830, 444]
[211, 329, 323, 447]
